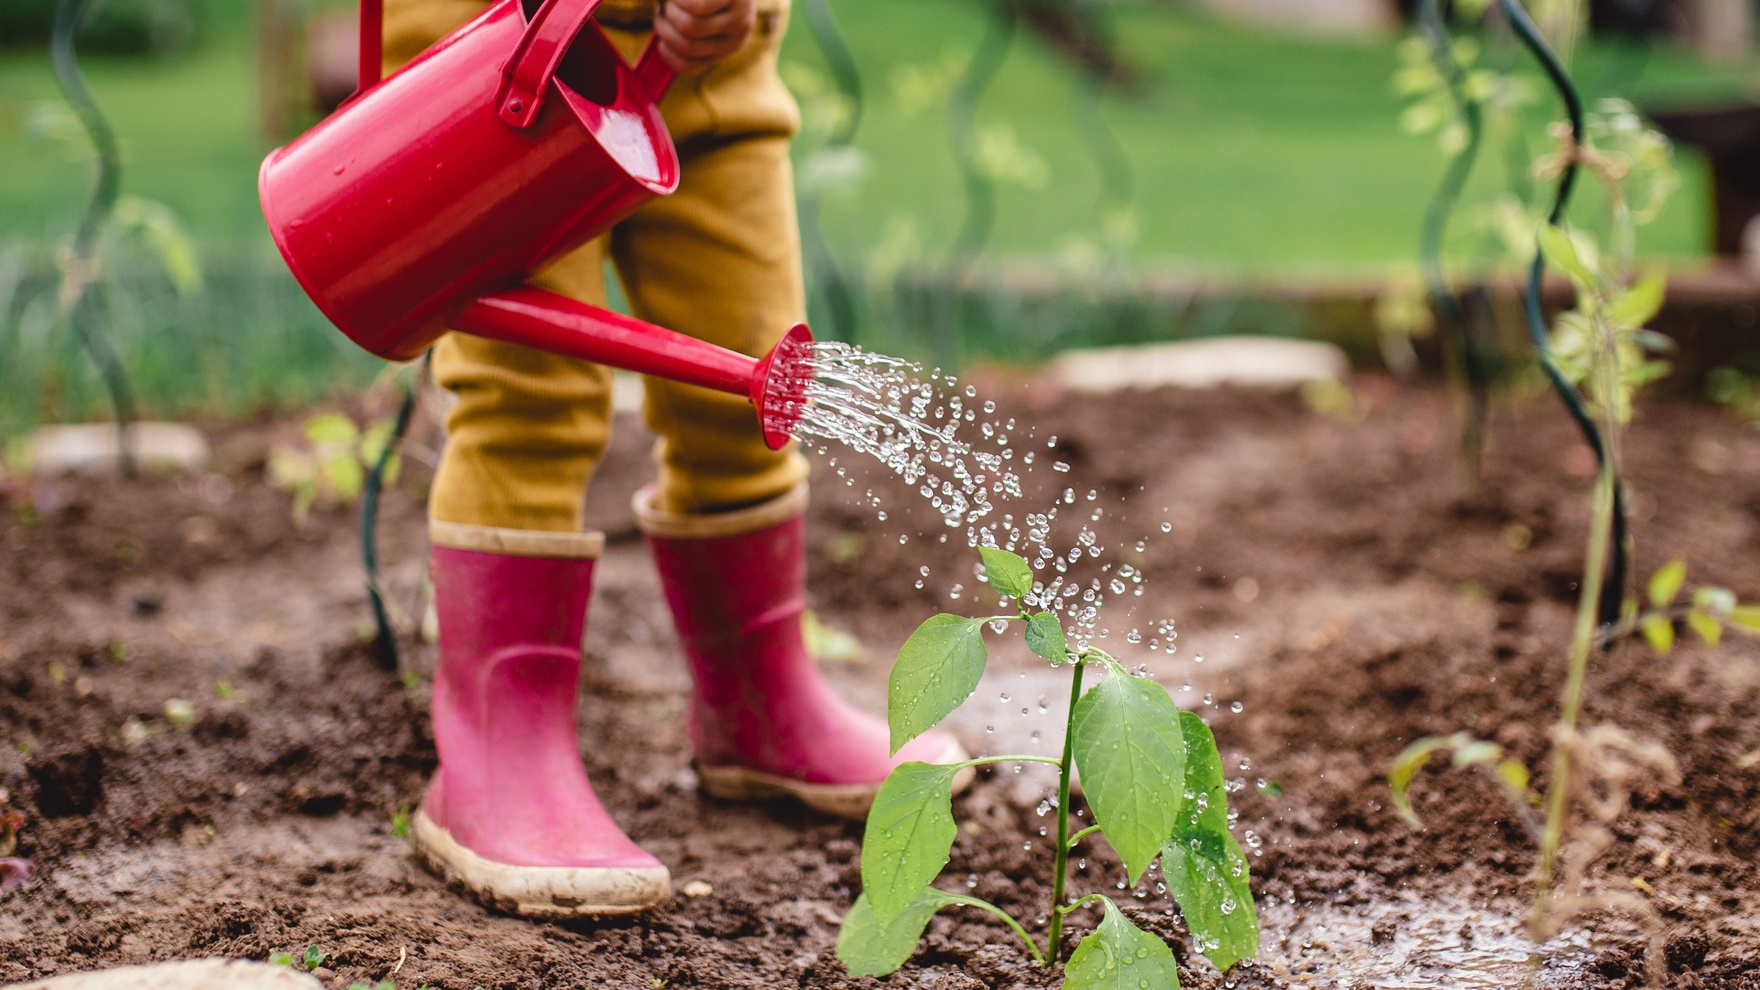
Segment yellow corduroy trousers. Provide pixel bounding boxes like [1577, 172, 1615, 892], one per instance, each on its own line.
[384, 0, 811, 531]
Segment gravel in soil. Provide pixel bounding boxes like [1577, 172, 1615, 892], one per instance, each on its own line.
[1, 378, 1757, 989]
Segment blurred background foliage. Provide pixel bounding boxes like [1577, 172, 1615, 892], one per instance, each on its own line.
[0, 0, 1756, 435]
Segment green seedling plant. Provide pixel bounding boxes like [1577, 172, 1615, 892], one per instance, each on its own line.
[1386, 5, 1741, 983]
[836, 548, 1256, 987]
[268, 412, 403, 526]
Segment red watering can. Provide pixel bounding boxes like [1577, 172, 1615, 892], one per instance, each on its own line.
[258, 0, 812, 449]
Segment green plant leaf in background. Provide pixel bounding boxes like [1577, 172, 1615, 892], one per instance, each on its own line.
[1070, 671, 1186, 883]
[1537, 222, 1597, 290]
[888, 614, 989, 754]
[1641, 614, 1675, 653]
[861, 761, 961, 923]
[1605, 268, 1665, 329]
[836, 888, 960, 978]
[1025, 611, 1067, 661]
[1648, 558, 1686, 607]
[1063, 896, 1182, 990]
[1162, 712, 1257, 973]
[978, 546, 1033, 599]
[1387, 734, 1452, 827]
[1685, 609, 1722, 646]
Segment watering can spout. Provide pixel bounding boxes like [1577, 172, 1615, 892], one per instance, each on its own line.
[456, 288, 814, 450]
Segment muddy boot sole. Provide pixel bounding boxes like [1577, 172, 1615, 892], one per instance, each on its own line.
[697, 739, 976, 821]
[410, 809, 671, 918]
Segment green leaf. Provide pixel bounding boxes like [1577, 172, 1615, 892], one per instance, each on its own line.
[302, 945, 327, 970]
[1387, 734, 1456, 827]
[1731, 605, 1760, 633]
[1025, 612, 1068, 661]
[888, 614, 988, 755]
[1071, 672, 1186, 884]
[836, 888, 959, 978]
[304, 412, 359, 446]
[978, 546, 1033, 600]
[1686, 609, 1723, 646]
[323, 453, 365, 501]
[1641, 614, 1675, 654]
[1496, 758, 1530, 793]
[861, 762, 961, 924]
[1537, 223, 1595, 289]
[1648, 558, 1687, 607]
[1163, 712, 1258, 973]
[1064, 897, 1182, 990]
[1692, 586, 1736, 616]
[1451, 741, 1503, 769]
[1605, 269, 1666, 329]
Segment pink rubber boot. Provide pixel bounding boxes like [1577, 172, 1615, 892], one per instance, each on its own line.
[412, 521, 670, 917]
[635, 484, 972, 820]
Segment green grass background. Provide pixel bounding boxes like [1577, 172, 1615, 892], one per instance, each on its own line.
[2, 2, 1755, 263]
[0, 1, 1756, 432]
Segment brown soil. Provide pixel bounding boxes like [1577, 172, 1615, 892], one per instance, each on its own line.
[1, 376, 1757, 989]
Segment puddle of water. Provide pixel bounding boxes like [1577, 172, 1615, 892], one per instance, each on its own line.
[1257, 892, 1600, 989]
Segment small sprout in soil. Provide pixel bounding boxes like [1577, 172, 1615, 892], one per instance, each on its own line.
[302, 945, 327, 970]
[163, 698, 195, 727]
[214, 680, 235, 699]
[390, 807, 411, 839]
[347, 982, 395, 990]
[1254, 779, 1283, 799]
[108, 642, 131, 664]
[268, 952, 295, 968]
[838, 548, 1257, 988]
[269, 412, 404, 526]
[400, 671, 420, 691]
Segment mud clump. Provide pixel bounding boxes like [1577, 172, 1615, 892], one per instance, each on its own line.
[28, 744, 106, 818]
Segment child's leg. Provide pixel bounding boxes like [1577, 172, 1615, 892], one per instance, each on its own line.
[608, 5, 969, 818]
[428, 242, 616, 532]
[611, 133, 810, 513]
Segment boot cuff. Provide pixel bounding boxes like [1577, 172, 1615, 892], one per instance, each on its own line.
[430, 520, 605, 559]
[632, 483, 808, 540]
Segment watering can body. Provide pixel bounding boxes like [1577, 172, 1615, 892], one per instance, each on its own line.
[258, 0, 812, 448]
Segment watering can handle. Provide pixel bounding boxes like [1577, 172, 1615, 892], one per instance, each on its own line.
[632, 34, 675, 100]
[358, 0, 383, 94]
[497, 0, 610, 127]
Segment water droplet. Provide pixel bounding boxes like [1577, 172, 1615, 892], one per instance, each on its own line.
[1230, 701, 1244, 713]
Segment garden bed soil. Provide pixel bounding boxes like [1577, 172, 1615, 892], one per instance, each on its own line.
[1, 376, 1757, 989]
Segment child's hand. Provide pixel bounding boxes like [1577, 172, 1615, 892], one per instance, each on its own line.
[654, 0, 757, 75]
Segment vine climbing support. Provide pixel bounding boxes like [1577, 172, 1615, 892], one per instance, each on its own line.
[50, 0, 137, 476]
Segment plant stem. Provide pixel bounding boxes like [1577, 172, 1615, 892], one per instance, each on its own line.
[945, 893, 1046, 965]
[1045, 658, 1087, 964]
[1066, 824, 1102, 851]
[1532, 458, 1614, 935]
[1055, 892, 1108, 916]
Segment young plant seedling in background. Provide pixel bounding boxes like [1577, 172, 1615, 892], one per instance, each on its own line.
[836, 548, 1257, 988]
[1386, 4, 1758, 983]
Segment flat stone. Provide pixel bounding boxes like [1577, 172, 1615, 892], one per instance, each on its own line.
[1050, 335, 1349, 393]
[27, 423, 211, 477]
[7, 959, 321, 990]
